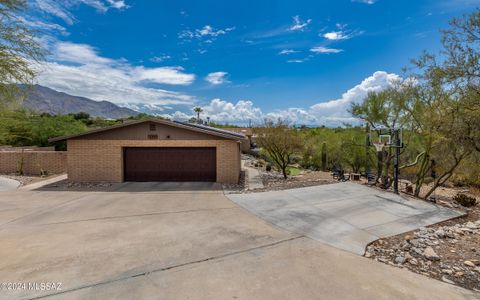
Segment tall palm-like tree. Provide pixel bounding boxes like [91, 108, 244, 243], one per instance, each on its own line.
[193, 107, 203, 123]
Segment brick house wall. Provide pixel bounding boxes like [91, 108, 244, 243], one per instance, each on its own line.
[67, 139, 241, 184]
[0, 151, 67, 175]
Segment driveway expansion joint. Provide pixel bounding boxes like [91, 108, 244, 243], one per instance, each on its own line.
[30, 207, 238, 227]
[28, 235, 304, 300]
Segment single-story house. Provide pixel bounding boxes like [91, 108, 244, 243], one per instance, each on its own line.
[223, 128, 253, 152]
[49, 119, 246, 184]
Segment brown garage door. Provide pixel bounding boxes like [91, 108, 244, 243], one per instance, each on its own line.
[124, 147, 216, 182]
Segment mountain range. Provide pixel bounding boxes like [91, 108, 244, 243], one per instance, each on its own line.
[22, 85, 139, 119]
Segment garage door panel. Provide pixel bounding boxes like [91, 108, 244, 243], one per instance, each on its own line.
[124, 147, 216, 182]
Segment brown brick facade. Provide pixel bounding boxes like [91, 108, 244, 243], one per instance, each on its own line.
[0, 151, 67, 175]
[67, 139, 241, 184]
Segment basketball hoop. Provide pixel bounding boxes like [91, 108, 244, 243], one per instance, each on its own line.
[373, 141, 385, 152]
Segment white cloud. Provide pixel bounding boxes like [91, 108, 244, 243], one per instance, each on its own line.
[290, 15, 312, 31]
[203, 99, 263, 123]
[322, 24, 364, 41]
[34, 41, 195, 109]
[19, 16, 68, 35]
[279, 49, 300, 55]
[352, 0, 377, 4]
[309, 71, 401, 125]
[323, 31, 349, 40]
[205, 72, 230, 85]
[134, 67, 195, 85]
[55, 42, 113, 65]
[150, 54, 171, 63]
[33, 0, 128, 24]
[265, 108, 317, 124]
[310, 46, 343, 54]
[287, 59, 307, 63]
[165, 71, 401, 126]
[106, 0, 128, 9]
[178, 25, 235, 41]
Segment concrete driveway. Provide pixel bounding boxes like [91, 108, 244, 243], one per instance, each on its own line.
[0, 176, 20, 192]
[0, 183, 475, 299]
[227, 182, 464, 255]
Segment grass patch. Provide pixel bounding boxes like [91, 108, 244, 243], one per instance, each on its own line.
[287, 166, 301, 176]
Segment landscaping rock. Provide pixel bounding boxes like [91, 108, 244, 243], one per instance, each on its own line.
[464, 260, 476, 267]
[423, 247, 440, 261]
[434, 229, 446, 238]
[441, 276, 455, 284]
[409, 258, 418, 265]
[395, 256, 406, 264]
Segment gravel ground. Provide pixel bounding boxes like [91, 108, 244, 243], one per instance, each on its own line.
[253, 169, 336, 192]
[365, 193, 480, 292]
[39, 179, 114, 191]
[241, 155, 337, 192]
[222, 170, 246, 193]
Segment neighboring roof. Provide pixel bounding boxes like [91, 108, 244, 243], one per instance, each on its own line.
[175, 122, 249, 138]
[48, 118, 246, 142]
[223, 127, 253, 136]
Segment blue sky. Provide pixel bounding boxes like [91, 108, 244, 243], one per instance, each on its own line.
[26, 0, 480, 125]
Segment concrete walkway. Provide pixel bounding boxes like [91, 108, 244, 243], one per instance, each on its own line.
[227, 182, 464, 255]
[0, 176, 20, 192]
[245, 166, 264, 190]
[241, 160, 264, 190]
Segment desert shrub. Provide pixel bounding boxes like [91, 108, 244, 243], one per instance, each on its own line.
[453, 194, 477, 207]
[290, 154, 302, 164]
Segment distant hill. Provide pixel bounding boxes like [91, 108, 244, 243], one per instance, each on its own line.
[21, 85, 139, 119]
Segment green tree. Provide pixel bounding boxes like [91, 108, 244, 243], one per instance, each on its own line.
[0, 0, 44, 108]
[257, 119, 303, 179]
[193, 107, 203, 123]
[350, 83, 415, 187]
[406, 10, 480, 198]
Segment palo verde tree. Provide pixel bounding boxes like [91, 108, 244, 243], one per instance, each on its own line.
[350, 81, 416, 188]
[256, 119, 303, 179]
[406, 10, 480, 198]
[0, 0, 44, 108]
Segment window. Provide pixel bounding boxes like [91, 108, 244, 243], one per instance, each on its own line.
[149, 124, 156, 131]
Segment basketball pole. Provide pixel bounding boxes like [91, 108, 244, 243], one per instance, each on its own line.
[365, 124, 371, 177]
[393, 129, 400, 194]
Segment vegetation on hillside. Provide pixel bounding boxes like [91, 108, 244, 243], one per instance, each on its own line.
[256, 10, 480, 196]
[0, 4, 478, 195]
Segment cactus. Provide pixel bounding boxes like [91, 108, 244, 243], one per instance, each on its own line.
[16, 156, 24, 176]
[321, 142, 327, 171]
